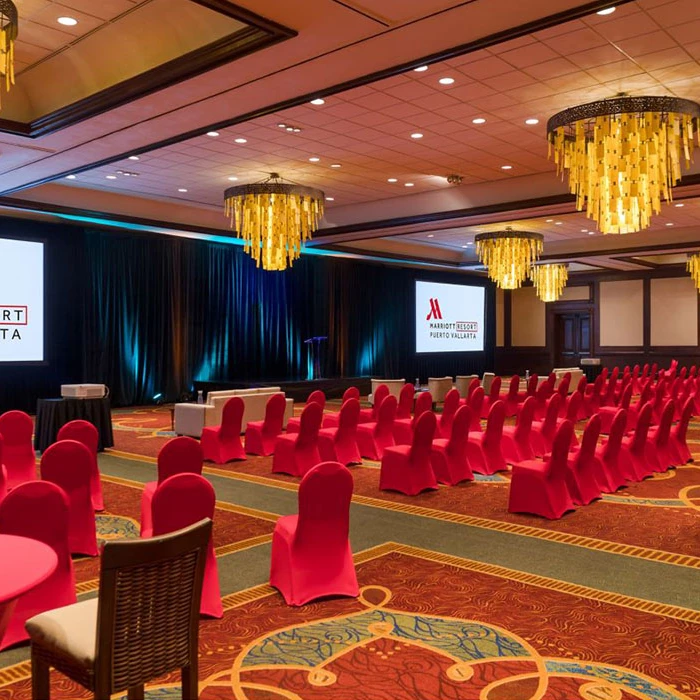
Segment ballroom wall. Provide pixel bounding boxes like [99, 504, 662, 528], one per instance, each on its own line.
[0, 217, 495, 412]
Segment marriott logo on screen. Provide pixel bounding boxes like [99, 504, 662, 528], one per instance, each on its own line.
[0, 305, 27, 341]
[426, 298, 443, 320]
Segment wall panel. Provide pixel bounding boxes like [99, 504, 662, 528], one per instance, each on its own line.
[599, 279, 643, 347]
[511, 287, 545, 347]
[650, 277, 697, 346]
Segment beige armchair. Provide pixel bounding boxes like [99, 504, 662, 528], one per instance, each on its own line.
[455, 375, 478, 398]
[553, 368, 583, 393]
[481, 372, 496, 395]
[427, 376, 453, 403]
[368, 378, 406, 405]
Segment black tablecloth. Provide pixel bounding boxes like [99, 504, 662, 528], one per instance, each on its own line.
[34, 397, 114, 452]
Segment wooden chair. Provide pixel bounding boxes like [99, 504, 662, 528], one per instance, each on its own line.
[26, 519, 212, 700]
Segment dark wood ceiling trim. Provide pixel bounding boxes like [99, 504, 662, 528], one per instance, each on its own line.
[540, 237, 700, 262]
[0, 0, 632, 195]
[0, 2, 296, 139]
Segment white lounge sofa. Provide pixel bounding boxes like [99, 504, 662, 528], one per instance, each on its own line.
[552, 368, 584, 393]
[174, 387, 293, 438]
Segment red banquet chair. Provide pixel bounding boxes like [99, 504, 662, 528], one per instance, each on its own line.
[430, 405, 473, 485]
[627, 381, 653, 432]
[502, 396, 539, 463]
[480, 376, 502, 419]
[148, 473, 222, 618]
[598, 383, 632, 434]
[0, 436, 7, 503]
[272, 402, 323, 477]
[532, 380, 553, 421]
[437, 388, 460, 439]
[460, 377, 481, 404]
[357, 395, 397, 460]
[567, 414, 604, 505]
[517, 373, 539, 403]
[555, 373, 571, 416]
[140, 436, 203, 536]
[574, 376, 589, 419]
[56, 420, 104, 511]
[201, 396, 246, 464]
[500, 375, 521, 417]
[0, 481, 76, 650]
[245, 393, 287, 456]
[286, 390, 326, 433]
[531, 394, 561, 455]
[467, 400, 507, 475]
[647, 400, 677, 473]
[509, 420, 576, 520]
[395, 383, 416, 420]
[393, 391, 432, 445]
[671, 398, 694, 465]
[583, 373, 605, 416]
[594, 409, 631, 492]
[466, 386, 485, 433]
[358, 384, 389, 424]
[318, 398, 362, 466]
[322, 387, 361, 428]
[620, 402, 656, 481]
[270, 461, 358, 606]
[380, 410, 438, 495]
[40, 440, 98, 556]
[0, 410, 36, 489]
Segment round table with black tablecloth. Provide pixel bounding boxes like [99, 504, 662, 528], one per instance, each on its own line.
[34, 397, 114, 452]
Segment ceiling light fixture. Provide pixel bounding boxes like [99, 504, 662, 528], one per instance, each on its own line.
[0, 0, 17, 107]
[414, 66, 428, 72]
[410, 132, 423, 139]
[687, 253, 700, 290]
[501, 165, 513, 170]
[105, 175, 117, 180]
[57, 16, 77, 26]
[555, 221, 563, 225]
[330, 163, 341, 168]
[525, 118, 539, 125]
[675, 203, 685, 207]
[665, 222, 674, 226]
[588, 231, 595, 235]
[472, 118, 486, 124]
[206, 131, 219, 137]
[475, 227, 544, 289]
[178, 188, 188, 193]
[128, 155, 140, 161]
[387, 178, 398, 183]
[277, 123, 286, 128]
[596, 6, 616, 15]
[438, 77, 455, 85]
[310, 98, 325, 105]
[427, 234, 434, 238]
[65, 174, 76, 180]
[548, 95, 700, 234]
[326, 197, 335, 201]
[308, 157, 320, 162]
[530, 263, 569, 302]
[581, 229, 588, 233]
[227, 176, 238, 181]
[405, 182, 415, 187]
[224, 173, 324, 271]
[546, 219, 554, 223]
[234, 138, 247, 144]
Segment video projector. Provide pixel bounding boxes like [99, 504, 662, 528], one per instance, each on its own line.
[60, 384, 108, 399]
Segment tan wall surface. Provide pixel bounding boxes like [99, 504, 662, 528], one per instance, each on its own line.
[511, 286, 546, 346]
[599, 280, 644, 346]
[496, 288, 504, 347]
[558, 285, 590, 302]
[650, 277, 698, 346]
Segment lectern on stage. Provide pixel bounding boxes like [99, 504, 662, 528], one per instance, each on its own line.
[304, 336, 327, 380]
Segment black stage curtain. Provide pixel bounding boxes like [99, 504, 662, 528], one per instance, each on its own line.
[0, 218, 495, 412]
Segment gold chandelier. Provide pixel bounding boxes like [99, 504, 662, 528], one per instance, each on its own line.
[548, 96, 700, 234]
[530, 263, 569, 302]
[687, 253, 700, 291]
[224, 173, 324, 271]
[0, 0, 17, 105]
[475, 227, 544, 290]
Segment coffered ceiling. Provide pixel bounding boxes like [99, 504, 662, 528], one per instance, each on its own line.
[2, 0, 700, 273]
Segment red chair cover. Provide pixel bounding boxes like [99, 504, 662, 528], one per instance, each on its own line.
[567, 414, 604, 505]
[467, 400, 507, 475]
[0, 481, 76, 650]
[150, 473, 222, 618]
[393, 391, 433, 445]
[396, 383, 415, 420]
[272, 403, 323, 477]
[322, 387, 362, 428]
[358, 384, 389, 423]
[481, 376, 502, 419]
[648, 401, 677, 472]
[357, 395, 397, 460]
[598, 383, 633, 433]
[287, 391, 327, 433]
[466, 386, 485, 433]
[40, 440, 98, 556]
[431, 406, 473, 485]
[501, 375, 520, 416]
[531, 394, 561, 455]
[594, 410, 630, 492]
[270, 462, 358, 606]
[671, 398, 694, 465]
[0, 411, 36, 489]
[380, 411, 437, 495]
[556, 373, 571, 416]
[201, 396, 246, 464]
[0, 436, 7, 504]
[502, 396, 540, 463]
[532, 381, 553, 421]
[437, 389, 460, 439]
[517, 373, 539, 402]
[140, 436, 203, 536]
[245, 393, 287, 456]
[627, 381, 653, 432]
[318, 399, 362, 465]
[509, 420, 575, 519]
[620, 403, 656, 480]
[56, 420, 104, 511]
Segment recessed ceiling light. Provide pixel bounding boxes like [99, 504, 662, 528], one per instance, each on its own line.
[472, 118, 486, 124]
[178, 188, 188, 193]
[330, 163, 341, 168]
[581, 229, 588, 233]
[286, 127, 294, 132]
[546, 219, 554, 223]
[427, 234, 434, 238]
[326, 197, 335, 201]
[462, 245, 468, 248]
[405, 182, 415, 187]
[414, 66, 428, 72]
[227, 176, 238, 181]
[293, 128, 301, 133]
[277, 123, 286, 128]
[467, 242, 473, 245]
[666, 222, 674, 226]
[105, 175, 117, 180]
[588, 231, 595, 235]
[675, 203, 685, 207]
[596, 6, 616, 15]
[555, 221, 563, 225]
[57, 16, 78, 26]
[309, 157, 320, 162]
[525, 118, 539, 125]
[310, 98, 325, 105]
[501, 165, 513, 170]
[206, 131, 219, 137]
[387, 178, 398, 183]
[410, 132, 423, 139]
[438, 77, 455, 85]
[128, 155, 140, 161]
[234, 138, 247, 144]
[65, 174, 76, 179]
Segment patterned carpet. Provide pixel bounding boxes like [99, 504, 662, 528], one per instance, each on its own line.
[1, 544, 698, 699]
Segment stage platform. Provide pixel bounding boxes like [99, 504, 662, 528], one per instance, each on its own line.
[193, 377, 373, 402]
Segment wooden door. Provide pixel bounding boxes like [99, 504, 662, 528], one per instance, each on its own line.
[555, 312, 591, 367]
